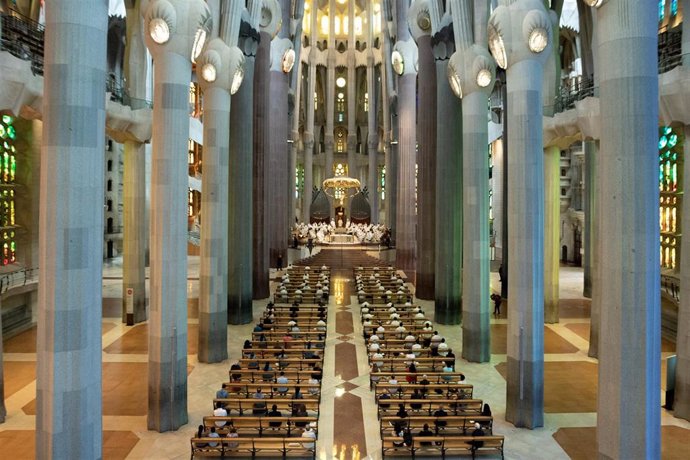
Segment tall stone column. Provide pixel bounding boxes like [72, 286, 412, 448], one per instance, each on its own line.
[433, 32, 461, 325]
[412, 26, 436, 299]
[582, 141, 596, 298]
[267, 19, 291, 268]
[122, 0, 147, 325]
[346, 0, 357, 184]
[303, 60, 316, 222]
[489, 0, 552, 429]
[381, 13, 395, 230]
[143, 0, 211, 431]
[253, 28, 271, 298]
[393, 1, 417, 275]
[676, 125, 690, 421]
[197, 40, 244, 361]
[449, 41, 495, 363]
[594, 2, 660, 457]
[544, 145, 560, 323]
[228, 14, 259, 322]
[36, 0, 107, 456]
[325, 56, 335, 180]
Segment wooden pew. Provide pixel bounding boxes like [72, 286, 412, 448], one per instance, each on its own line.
[222, 382, 321, 398]
[190, 436, 316, 459]
[213, 397, 320, 416]
[379, 415, 493, 436]
[374, 382, 473, 399]
[229, 369, 320, 384]
[377, 399, 483, 417]
[380, 435, 504, 459]
[202, 415, 318, 437]
[238, 357, 322, 371]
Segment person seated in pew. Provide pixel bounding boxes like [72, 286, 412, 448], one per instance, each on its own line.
[369, 341, 380, 354]
[470, 422, 485, 451]
[369, 333, 380, 343]
[262, 362, 274, 382]
[433, 405, 448, 429]
[315, 319, 326, 332]
[276, 371, 289, 394]
[430, 331, 442, 349]
[315, 334, 325, 349]
[308, 377, 319, 394]
[376, 323, 386, 337]
[207, 426, 221, 447]
[293, 386, 304, 399]
[311, 364, 322, 381]
[303, 347, 319, 360]
[437, 338, 449, 357]
[226, 427, 239, 449]
[387, 375, 399, 394]
[403, 350, 417, 367]
[213, 402, 228, 425]
[379, 392, 391, 409]
[301, 425, 317, 449]
[417, 424, 434, 446]
[264, 314, 274, 326]
[441, 364, 454, 382]
[395, 322, 407, 338]
[414, 309, 426, 322]
[257, 333, 268, 349]
[195, 425, 207, 447]
[411, 339, 423, 357]
[445, 350, 456, 371]
[387, 303, 396, 313]
[282, 330, 293, 349]
[406, 363, 418, 383]
[372, 351, 385, 369]
[292, 403, 308, 427]
[268, 404, 283, 428]
[243, 339, 253, 350]
[252, 389, 268, 415]
[395, 403, 409, 419]
[287, 320, 297, 328]
[404, 333, 416, 349]
[390, 312, 400, 321]
[254, 322, 265, 333]
[216, 384, 229, 399]
[419, 375, 430, 396]
[363, 317, 373, 327]
[410, 389, 424, 411]
[389, 318, 401, 328]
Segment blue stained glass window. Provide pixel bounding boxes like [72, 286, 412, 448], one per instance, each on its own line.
[672, 0, 678, 16]
[660, 0, 666, 21]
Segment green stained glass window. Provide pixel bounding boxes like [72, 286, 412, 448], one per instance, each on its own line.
[660, 0, 666, 21]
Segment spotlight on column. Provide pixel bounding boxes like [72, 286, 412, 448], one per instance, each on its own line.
[201, 63, 217, 82]
[282, 48, 296, 73]
[192, 28, 208, 62]
[231, 63, 245, 95]
[476, 69, 493, 88]
[149, 17, 172, 44]
[488, 21, 507, 69]
[447, 58, 463, 99]
[527, 27, 548, 53]
[582, 0, 605, 7]
[391, 50, 404, 76]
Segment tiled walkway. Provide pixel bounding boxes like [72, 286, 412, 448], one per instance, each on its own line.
[1, 250, 689, 459]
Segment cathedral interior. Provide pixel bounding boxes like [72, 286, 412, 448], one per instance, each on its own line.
[0, 0, 689, 459]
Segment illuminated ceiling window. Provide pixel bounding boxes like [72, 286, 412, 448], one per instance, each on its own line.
[335, 163, 346, 176]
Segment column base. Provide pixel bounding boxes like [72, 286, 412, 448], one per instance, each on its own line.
[505, 356, 544, 429]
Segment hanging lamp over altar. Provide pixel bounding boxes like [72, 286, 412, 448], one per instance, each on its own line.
[322, 175, 361, 205]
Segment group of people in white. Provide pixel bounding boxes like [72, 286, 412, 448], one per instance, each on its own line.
[292, 221, 389, 244]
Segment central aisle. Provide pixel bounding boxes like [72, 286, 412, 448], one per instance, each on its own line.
[295, 247, 390, 459]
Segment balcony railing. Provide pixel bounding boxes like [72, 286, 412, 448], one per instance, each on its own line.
[1, 11, 152, 109]
[0, 266, 38, 295]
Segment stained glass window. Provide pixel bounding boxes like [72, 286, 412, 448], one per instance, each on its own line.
[380, 166, 385, 201]
[295, 165, 304, 199]
[659, 0, 666, 21]
[659, 126, 683, 269]
[0, 115, 17, 265]
[671, 0, 678, 16]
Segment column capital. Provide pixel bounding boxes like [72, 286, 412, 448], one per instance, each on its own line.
[197, 38, 245, 95]
[431, 24, 456, 61]
[487, 0, 554, 70]
[142, 0, 212, 61]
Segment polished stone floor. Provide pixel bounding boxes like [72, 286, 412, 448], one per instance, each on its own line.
[0, 250, 688, 459]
